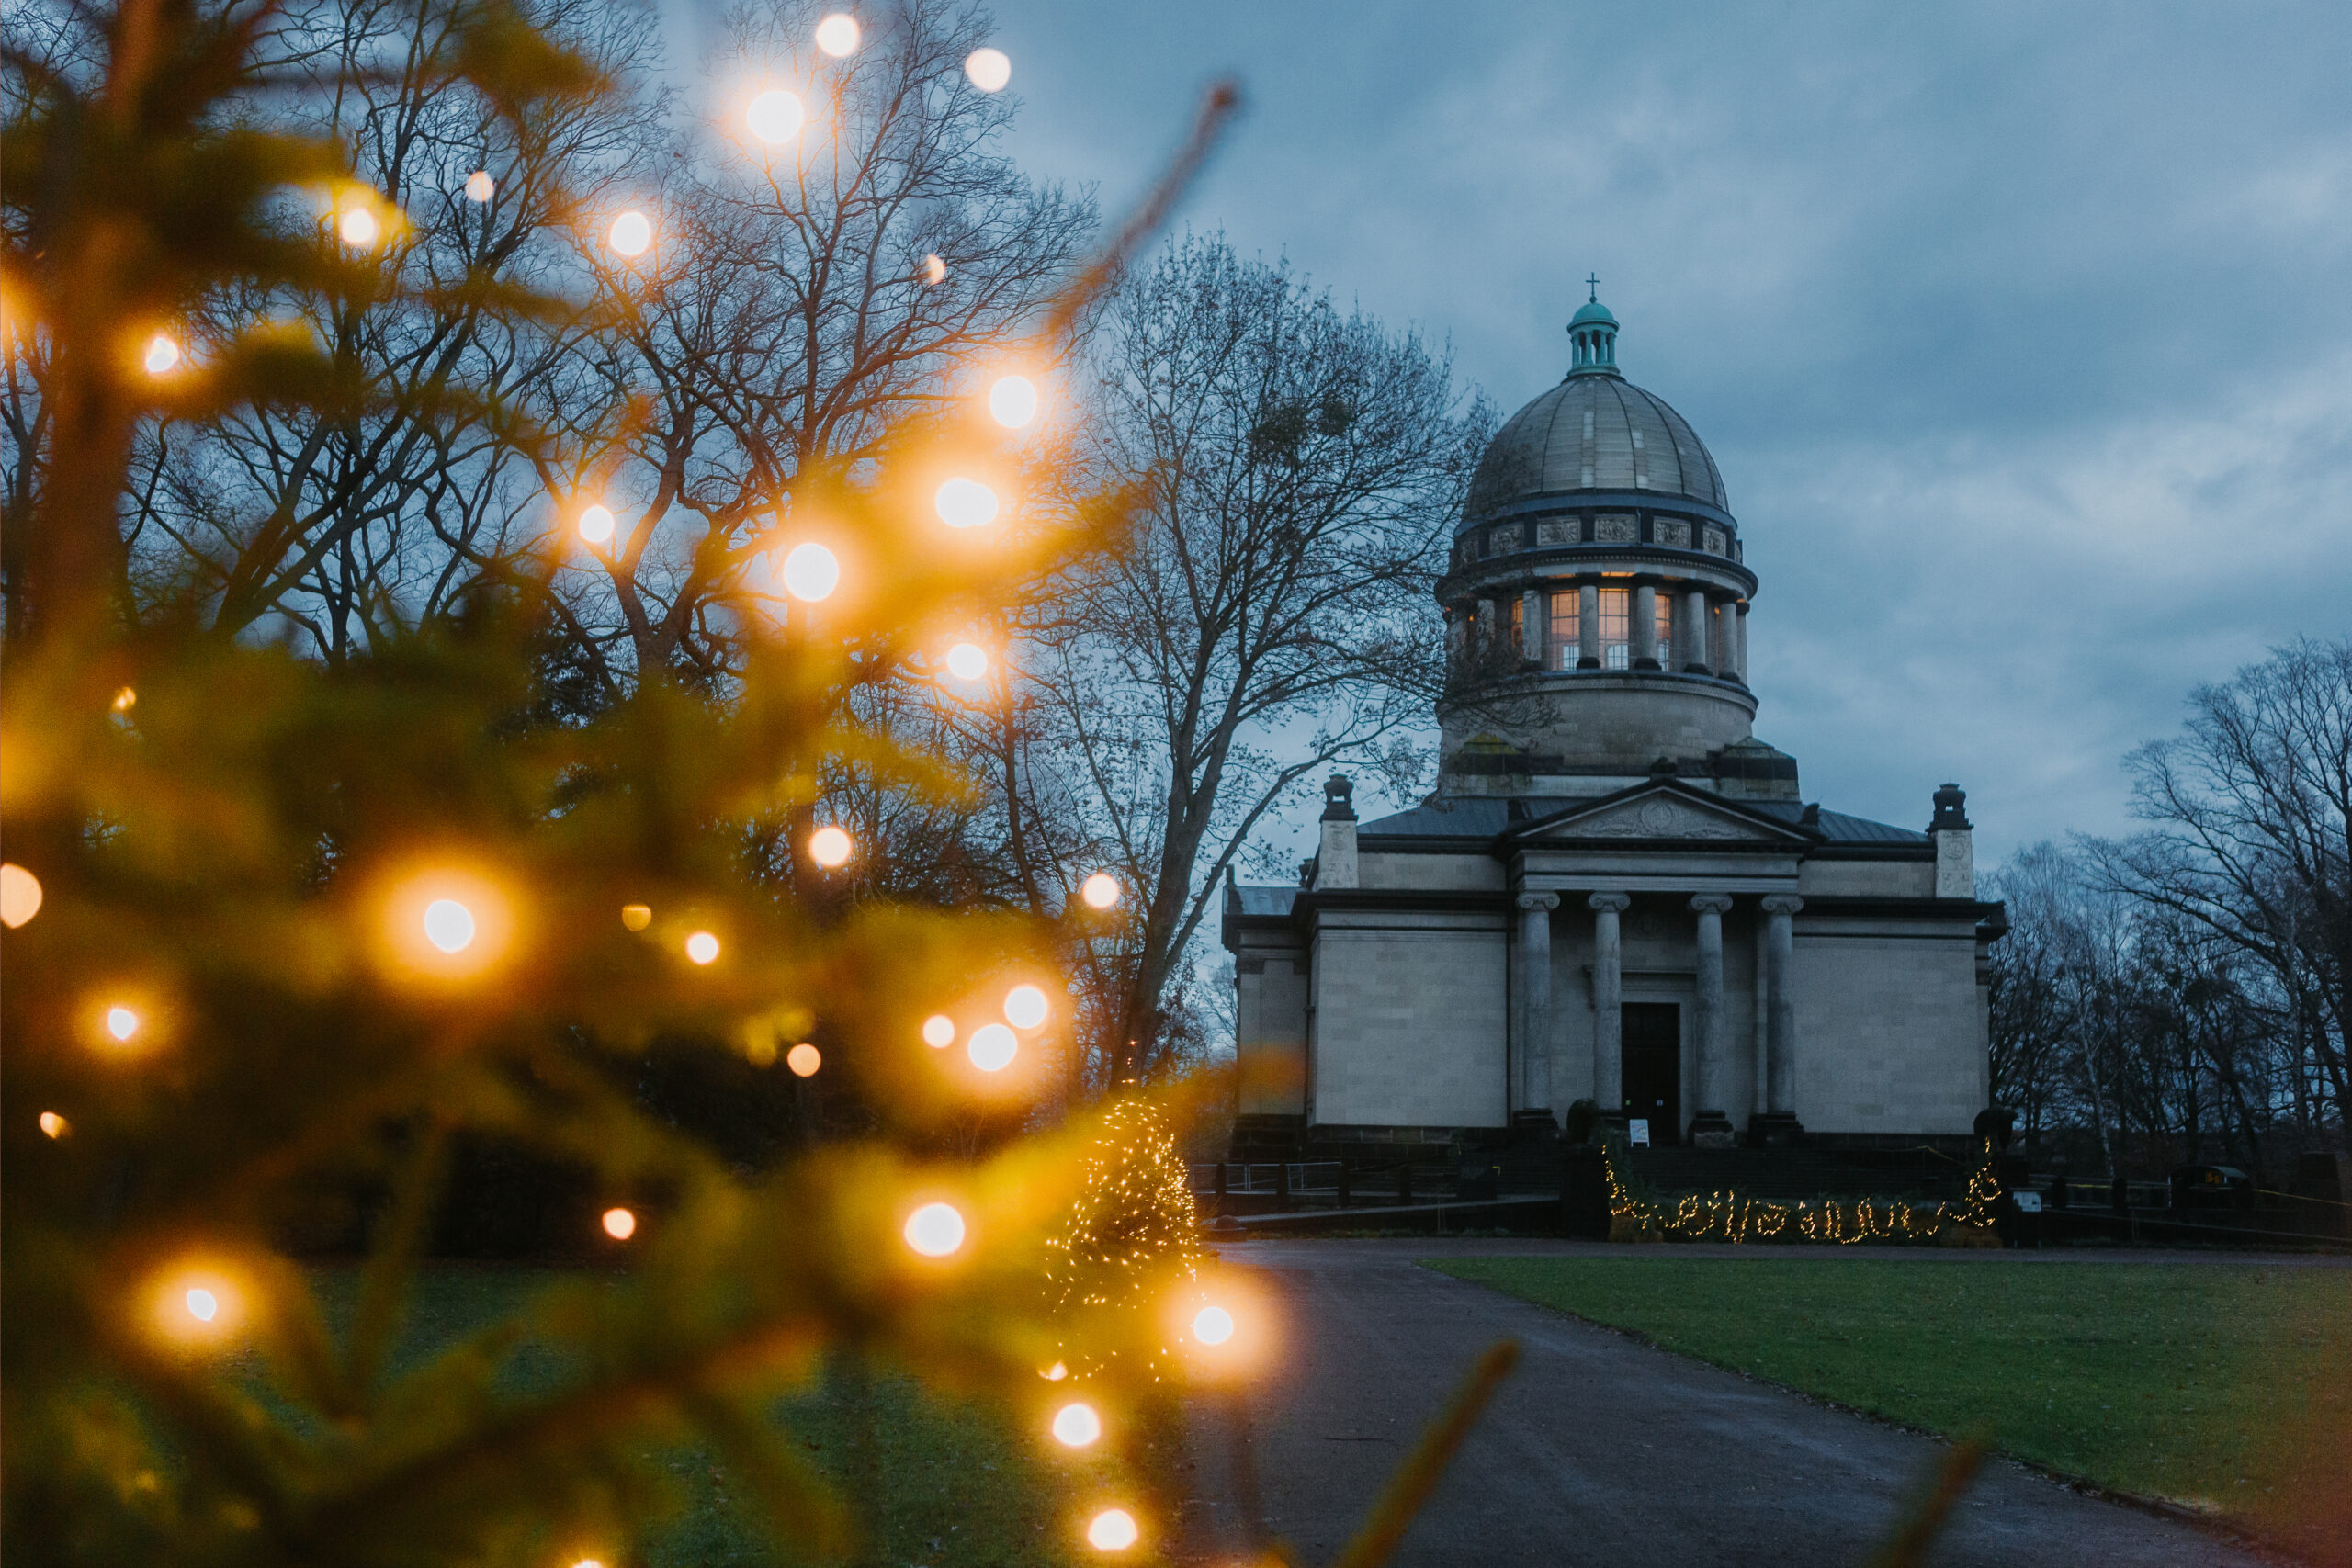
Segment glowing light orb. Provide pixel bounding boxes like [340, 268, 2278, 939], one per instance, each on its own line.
[903, 1201, 966, 1257]
[746, 88, 807, 144]
[1002, 984, 1049, 1030]
[143, 333, 182, 375]
[921, 1014, 956, 1048]
[0, 863, 42, 928]
[967, 1022, 1017, 1072]
[577, 503, 616, 545]
[808, 826, 854, 867]
[786, 1043, 821, 1077]
[922, 253, 946, 285]
[684, 930, 721, 965]
[780, 541, 840, 602]
[113, 685, 138, 712]
[39, 1111, 68, 1139]
[933, 477, 1000, 528]
[186, 1288, 220, 1323]
[987, 374, 1038, 428]
[465, 170, 495, 202]
[602, 1207, 637, 1240]
[964, 47, 1011, 92]
[1051, 1402, 1102, 1447]
[816, 12, 860, 54]
[423, 899, 477, 954]
[1191, 1305, 1235, 1346]
[1042, 1360, 1069, 1381]
[571, 1560, 605, 1568]
[338, 207, 379, 247]
[944, 642, 989, 682]
[747, 1036, 779, 1066]
[105, 1006, 141, 1043]
[1080, 873, 1120, 909]
[621, 903, 653, 931]
[607, 210, 653, 258]
[1086, 1509, 1138, 1551]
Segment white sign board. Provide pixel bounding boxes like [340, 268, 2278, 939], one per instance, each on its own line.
[2013, 1190, 2043, 1213]
[1628, 1118, 1651, 1147]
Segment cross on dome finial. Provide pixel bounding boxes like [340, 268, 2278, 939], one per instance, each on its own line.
[1587, 273, 1600, 303]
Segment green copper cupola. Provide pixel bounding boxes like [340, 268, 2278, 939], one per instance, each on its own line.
[1566, 275, 1620, 378]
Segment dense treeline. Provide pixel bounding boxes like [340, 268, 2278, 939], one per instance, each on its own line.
[1988, 637, 2352, 1179]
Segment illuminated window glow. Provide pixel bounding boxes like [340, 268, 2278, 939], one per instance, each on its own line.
[1599, 586, 1630, 671]
[1548, 590, 1579, 669]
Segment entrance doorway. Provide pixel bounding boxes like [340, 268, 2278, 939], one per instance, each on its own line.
[1622, 1002, 1681, 1144]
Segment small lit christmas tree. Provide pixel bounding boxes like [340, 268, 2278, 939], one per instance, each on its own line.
[1045, 1093, 1205, 1376]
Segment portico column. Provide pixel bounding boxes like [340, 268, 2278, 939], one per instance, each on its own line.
[1682, 589, 1711, 673]
[1520, 587, 1544, 666]
[1514, 892, 1560, 1117]
[1733, 602, 1750, 685]
[1760, 895, 1803, 1115]
[1577, 582, 1600, 669]
[1631, 582, 1659, 671]
[1688, 895, 1735, 1145]
[1588, 893, 1631, 1111]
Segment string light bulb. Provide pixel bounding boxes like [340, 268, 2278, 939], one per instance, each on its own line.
[105, 1005, 141, 1043]
[684, 931, 720, 964]
[987, 374, 1039, 428]
[607, 209, 653, 258]
[1086, 1509, 1138, 1551]
[40, 1111, 69, 1139]
[1051, 1402, 1102, 1447]
[422, 899, 476, 954]
[815, 13, 860, 54]
[577, 503, 616, 545]
[922, 254, 946, 285]
[964, 47, 1011, 92]
[0, 863, 41, 927]
[944, 642, 989, 682]
[143, 333, 182, 375]
[465, 170, 495, 202]
[921, 1014, 956, 1048]
[1191, 1305, 1235, 1345]
[1080, 873, 1120, 909]
[808, 826, 854, 867]
[1003, 984, 1049, 1030]
[621, 903, 653, 931]
[903, 1201, 966, 1257]
[337, 206, 379, 247]
[779, 541, 840, 601]
[746, 88, 807, 144]
[967, 1022, 1016, 1072]
[603, 1207, 637, 1240]
[786, 1043, 821, 1077]
[933, 477, 999, 528]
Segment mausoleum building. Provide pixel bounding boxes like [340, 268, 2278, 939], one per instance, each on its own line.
[1222, 291, 2005, 1152]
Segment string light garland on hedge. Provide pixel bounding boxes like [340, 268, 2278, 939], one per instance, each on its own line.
[1601, 1139, 2003, 1247]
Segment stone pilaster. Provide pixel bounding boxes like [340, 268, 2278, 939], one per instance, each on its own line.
[1682, 589, 1711, 674]
[1514, 892, 1560, 1120]
[1588, 893, 1631, 1112]
[1688, 894, 1736, 1147]
[1631, 582, 1659, 671]
[1752, 893, 1804, 1145]
[1577, 582, 1600, 670]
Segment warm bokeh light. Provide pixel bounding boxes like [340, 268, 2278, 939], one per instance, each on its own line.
[1191, 1305, 1235, 1346]
[1002, 984, 1049, 1030]
[143, 333, 181, 375]
[607, 209, 653, 258]
[815, 12, 860, 54]
[746, 88, 807, 144]
[808, 825, 854, 867]
[987, 374, 1038, 428]
[577, 503, 616, 545]
[1042, 1360, 1069, 1381]
[112, 684, 138, 712]
[39, 1111, 69, 1139]
[1086, 1509, 1138, 1551]
[921, 1013, 956, 1048]
[786, 1043, 821, 1077]
[105, 1005, 141, 1043]
[903, 1201, 966, 1257]
[922, 253, 946, 285]
[964, 47, 1011, 92]
[338, 206, 379, 247]
[186, 1288, 220, 1322]
[0, 863, 42, 928]
[933, 477, 1000, 528]
[571, 1560, 605, 1568]
[465, 170, 495, 202]
[967, 1022, 1016, 1072]
[1051, 1402, 1102, 1447]
[684, 930, 720, 965]
[602, 1207, 637, 1240]
[780, 540, 840, 601]
[1080, 873, 1121, 909]
[621, 903, 653, 931]
[944, 642, 989, 682]
[422, 898, 477, 953]
[152, 1268, 241, 1347]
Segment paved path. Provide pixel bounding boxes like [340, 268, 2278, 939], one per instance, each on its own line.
[1177, 1240, 2286, 1567]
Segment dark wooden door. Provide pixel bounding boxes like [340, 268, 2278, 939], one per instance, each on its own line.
[1622, 1002, 1680, 1144]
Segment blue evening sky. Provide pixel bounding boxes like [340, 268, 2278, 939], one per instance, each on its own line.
[668, 1, 2352, 868]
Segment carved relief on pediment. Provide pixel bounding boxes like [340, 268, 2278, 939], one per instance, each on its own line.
[1549, 794, 1768, 841]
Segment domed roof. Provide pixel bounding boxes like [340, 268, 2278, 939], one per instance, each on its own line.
[1464, 371, 1728, 525]
[1569, 298, 1618, 329]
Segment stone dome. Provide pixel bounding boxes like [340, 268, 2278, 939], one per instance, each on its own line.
[1462, 301, 1727, 525]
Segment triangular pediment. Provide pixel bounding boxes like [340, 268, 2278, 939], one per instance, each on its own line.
[1517, 784, 1810, 845]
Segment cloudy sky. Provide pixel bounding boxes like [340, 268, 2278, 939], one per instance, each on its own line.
[676, 1, 2352, 867]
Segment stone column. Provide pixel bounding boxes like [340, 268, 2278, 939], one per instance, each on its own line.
[1589, 893, 1631, 1111]
[1681, 589, 1710, 673]
[1733, 602, 1750, 685]
[1759, 894, 1804, 1126]
[1577, 582, 1600, 669]
[1631, 582, 1658, 671]
[1521, 587, 1544, 667]
[1689, 895, 1735, 1145]
[1514, 893, 1560, 1117]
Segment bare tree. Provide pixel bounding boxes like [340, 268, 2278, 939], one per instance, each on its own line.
[1023, 233, 1487, 1085]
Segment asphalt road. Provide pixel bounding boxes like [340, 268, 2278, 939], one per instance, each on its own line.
[1176, 1239, 2284, 1568]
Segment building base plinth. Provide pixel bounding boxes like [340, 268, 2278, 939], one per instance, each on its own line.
[1747, 1111, 1806, 1149]
[1688, 1111, 1737, 1150]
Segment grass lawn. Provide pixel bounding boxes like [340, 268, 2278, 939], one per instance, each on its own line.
[318, 1265, 1109, 1568]
[1429, 1257, 2352, 1557]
